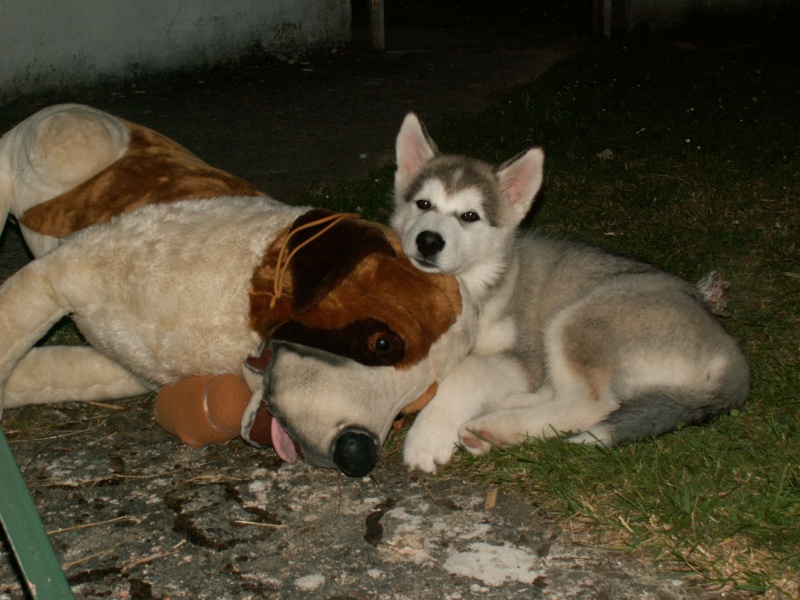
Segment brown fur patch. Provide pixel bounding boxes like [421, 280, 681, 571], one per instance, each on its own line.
[287, 209, 397, 313]
[249, 215, 461, 370]
[19, 120, 263, 238]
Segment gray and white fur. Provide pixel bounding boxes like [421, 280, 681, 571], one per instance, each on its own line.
[390, 113, 750, 473]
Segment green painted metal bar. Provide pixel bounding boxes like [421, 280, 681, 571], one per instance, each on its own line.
[0, 428, 74, 599]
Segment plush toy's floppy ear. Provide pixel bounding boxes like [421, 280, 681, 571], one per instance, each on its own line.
[395, 113, 438, 196]
[289, 209, 396, 313]
[495, 147, 545, 227]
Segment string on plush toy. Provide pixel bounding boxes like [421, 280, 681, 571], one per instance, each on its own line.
[270, 212, 360, 309]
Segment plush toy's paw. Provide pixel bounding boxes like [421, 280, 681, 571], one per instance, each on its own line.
[402, 419, 459, 473]
[155, 374, 252, 447]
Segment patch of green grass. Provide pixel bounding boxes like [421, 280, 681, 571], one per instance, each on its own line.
[303, 175, 395, 223]
[38, 318, 85, 347]
[331, 37, 799, 595]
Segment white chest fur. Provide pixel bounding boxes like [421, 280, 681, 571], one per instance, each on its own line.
[470, 256, 519, 356]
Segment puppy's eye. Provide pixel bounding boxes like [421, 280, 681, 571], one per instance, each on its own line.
[460, 211, 480, 223]
[415, 199, 432, 211]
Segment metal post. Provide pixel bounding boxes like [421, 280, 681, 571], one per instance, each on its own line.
[369, 0, 385, 51]
[0, 428, 74, 599]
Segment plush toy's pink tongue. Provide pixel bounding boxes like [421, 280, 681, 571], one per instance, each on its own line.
[271, 417, 298, 463]
[244, 345, 300, 463]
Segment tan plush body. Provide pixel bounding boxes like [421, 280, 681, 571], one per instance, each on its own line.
[0, 103, 290, 409]
[0, 105, 475, 476]
[0, 196, 301, 408]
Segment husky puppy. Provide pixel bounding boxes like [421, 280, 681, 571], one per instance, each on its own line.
[391, 113, 750, 473]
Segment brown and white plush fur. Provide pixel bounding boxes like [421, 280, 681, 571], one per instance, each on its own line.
[391, 113, 750, 473]
[0, 104, 276, 411]
[0, 105, 476, 476]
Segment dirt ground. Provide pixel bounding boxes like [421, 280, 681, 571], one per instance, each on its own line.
[1, 26, 735, 599]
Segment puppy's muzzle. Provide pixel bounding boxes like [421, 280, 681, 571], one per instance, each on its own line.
[332, 427, 380, 477]
[416, 230, 445, 258]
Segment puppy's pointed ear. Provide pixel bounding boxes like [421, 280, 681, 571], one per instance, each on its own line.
[395, 113, 438, 195]
[496, 148, 544, 225]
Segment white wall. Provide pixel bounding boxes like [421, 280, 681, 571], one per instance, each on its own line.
[0, 0, 350, 103]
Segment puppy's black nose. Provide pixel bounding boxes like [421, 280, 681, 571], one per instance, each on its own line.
[332, 429, 380, 477]
[416, 231, 445, 258]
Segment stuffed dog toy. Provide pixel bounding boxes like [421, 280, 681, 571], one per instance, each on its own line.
[0, 104, 476, 477]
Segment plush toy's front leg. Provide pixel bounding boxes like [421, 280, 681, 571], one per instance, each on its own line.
[0, 260, 72, 416]
[0, 265, 153, 418]
[5, 346, 151, 409]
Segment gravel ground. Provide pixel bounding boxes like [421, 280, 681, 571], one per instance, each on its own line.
[2, 398, 703, 599]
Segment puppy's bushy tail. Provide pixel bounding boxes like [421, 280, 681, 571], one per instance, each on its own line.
[576, 354, 750, 446]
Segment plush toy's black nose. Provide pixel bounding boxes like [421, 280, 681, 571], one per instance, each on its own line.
[416, 231, 445, 258]
[332, 428, 379, 477]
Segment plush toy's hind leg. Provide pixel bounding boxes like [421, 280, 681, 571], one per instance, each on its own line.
[4, 347, 151, 411]
[0, 104, 129, 256]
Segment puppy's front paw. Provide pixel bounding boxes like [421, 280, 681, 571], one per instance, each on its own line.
[403, 422, 459, 473]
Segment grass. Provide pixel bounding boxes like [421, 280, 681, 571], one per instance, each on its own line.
[315, 31, 800, 596]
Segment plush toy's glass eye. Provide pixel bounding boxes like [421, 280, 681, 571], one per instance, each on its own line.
[416, 199, 432, 211]
[367, 329, 404, 365]
[460, 211, 480, 223]
[374, 336, 391, 353]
